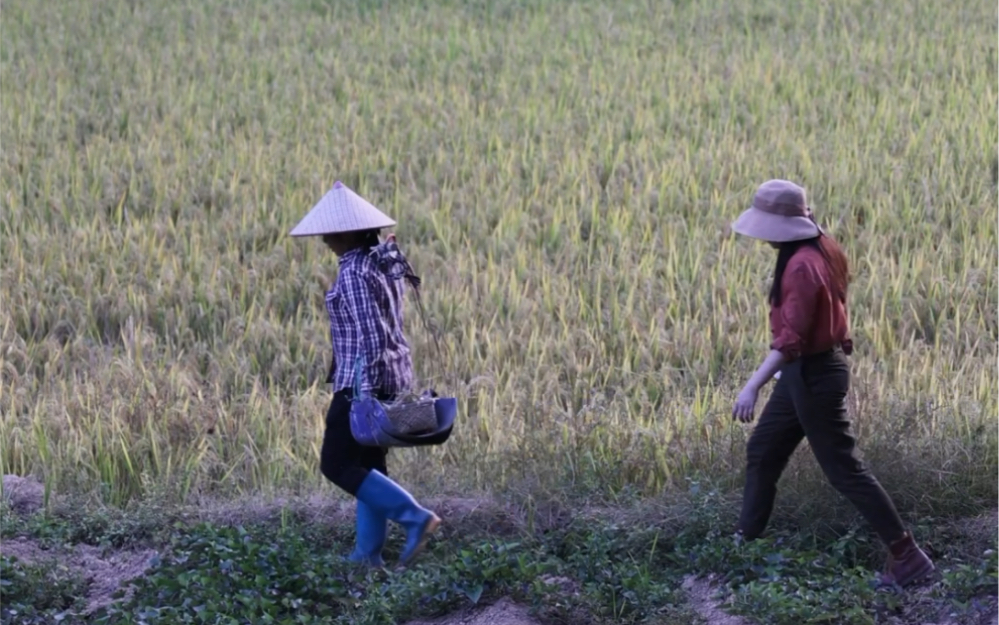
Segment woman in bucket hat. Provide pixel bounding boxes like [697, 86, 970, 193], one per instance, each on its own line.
[729, 179, 934, 588]
[290, 181, 440, 568]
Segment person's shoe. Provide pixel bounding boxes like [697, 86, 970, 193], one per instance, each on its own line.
[397, 509, 440, 567]
[877, 531, 935, 587]
[734, 526, 762, 542]
[347, 500, 387, 568]
[355, 470, 441, 567]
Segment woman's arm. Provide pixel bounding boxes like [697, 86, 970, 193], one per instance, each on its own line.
[732, 349, 787, 422]
[746, 349, 787, 391]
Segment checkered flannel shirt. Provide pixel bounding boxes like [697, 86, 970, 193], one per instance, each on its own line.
[325, 246, 414, 395]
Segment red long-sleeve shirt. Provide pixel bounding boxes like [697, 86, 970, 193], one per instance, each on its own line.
[769, 245, 853, 361]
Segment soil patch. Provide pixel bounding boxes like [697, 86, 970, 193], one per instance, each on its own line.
[0, 536, 158, 615]
[403, 597, 543, 625]
[2, 474, 45, 515]
[682, 574, 752, 625]
[877, 582, 998, 625]
[680, 571, 998, 625]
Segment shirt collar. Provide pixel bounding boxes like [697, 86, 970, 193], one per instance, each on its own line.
[339, 247, 367, 265]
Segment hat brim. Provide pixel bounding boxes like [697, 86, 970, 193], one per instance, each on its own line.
[731, 207, 822, 243]
[290, 223, 393, 237]
[289, 183, 397, 237]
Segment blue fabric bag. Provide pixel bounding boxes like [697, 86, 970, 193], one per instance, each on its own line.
[349, 356, 457, 448]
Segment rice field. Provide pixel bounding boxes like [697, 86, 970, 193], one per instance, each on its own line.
[1, 0, 995, 524]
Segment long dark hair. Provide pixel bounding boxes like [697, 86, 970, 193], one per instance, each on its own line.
[769, 235, 850, 306]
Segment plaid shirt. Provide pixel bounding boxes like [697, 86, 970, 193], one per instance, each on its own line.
[325, 246, 414, 395]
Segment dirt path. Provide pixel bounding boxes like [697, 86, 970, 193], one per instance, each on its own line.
[0, 536, 158, 615]
[682, 575, 753, 625]
[402, 597, 543, 625]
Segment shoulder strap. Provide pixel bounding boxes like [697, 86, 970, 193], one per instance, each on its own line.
[369, 238, 447, 386]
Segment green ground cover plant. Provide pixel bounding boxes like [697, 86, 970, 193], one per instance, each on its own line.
[1, 488, 995, 624]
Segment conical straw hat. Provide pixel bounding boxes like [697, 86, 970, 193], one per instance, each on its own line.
[289, 181, 396, 237]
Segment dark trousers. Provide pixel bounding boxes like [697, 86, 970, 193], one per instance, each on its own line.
[738, 347, 906, 544]
[320, 389, 391, 496]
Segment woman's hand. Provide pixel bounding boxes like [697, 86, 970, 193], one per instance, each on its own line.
[732, 349, 787, 423]
[732, 383, 760, 423]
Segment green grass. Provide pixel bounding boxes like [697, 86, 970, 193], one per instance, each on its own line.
[1, 0, 996, 537]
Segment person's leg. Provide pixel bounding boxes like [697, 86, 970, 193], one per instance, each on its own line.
[349, 399, 396, 566]
[787, 350, 933, 586]
[737, 376, 806, 539]
[354, 469, 440, 566]
[319, 390, 389, 566]
[350, 499, 388, 566]
[320, 390, 386, 494]
[339, 390, 440, 567]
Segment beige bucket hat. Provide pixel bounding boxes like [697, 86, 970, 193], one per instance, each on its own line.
[731, 179, 823, 243]
[289, 181, 396, 237]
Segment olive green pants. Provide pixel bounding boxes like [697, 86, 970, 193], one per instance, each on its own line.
[737, 348, 906, 544]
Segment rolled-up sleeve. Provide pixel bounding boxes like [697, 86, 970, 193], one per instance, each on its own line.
[770, 263, 821, 361]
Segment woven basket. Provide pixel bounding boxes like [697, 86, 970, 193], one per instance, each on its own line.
[383, 397, 438, 435]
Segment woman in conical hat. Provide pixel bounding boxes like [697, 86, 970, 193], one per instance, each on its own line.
[290, 181, 440, 568]
[729, 179, 934, 588]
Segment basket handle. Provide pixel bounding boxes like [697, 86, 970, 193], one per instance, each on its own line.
[352, 354, 369, 401]
[377, 238, 449, 389]
[408, 276, 446, 385]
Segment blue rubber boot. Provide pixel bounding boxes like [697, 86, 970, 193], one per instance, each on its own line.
[347, 500, 387, 567]
[355, 470, 441, 567]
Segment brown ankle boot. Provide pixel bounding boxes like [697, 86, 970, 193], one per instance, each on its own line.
[878, 531, 935, 587]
